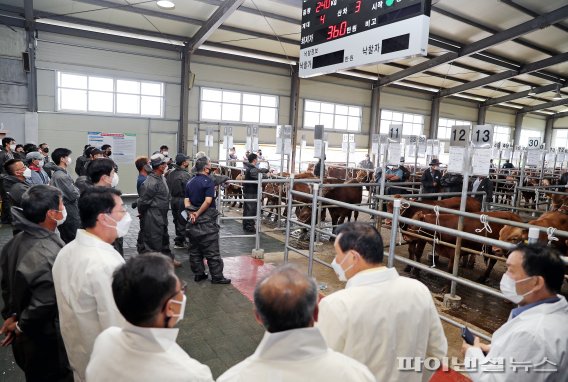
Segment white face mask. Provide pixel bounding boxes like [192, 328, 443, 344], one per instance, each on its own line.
[9, 144, 16, 151]
[331, 254, 355, 282]
[23, 168, 32, 178]
[108, 173, 119, 188]
[52, 207, 67, 226]
[106, 212, 132, 238]
[66, 157, 72, 165]
[38, 161, 44, 168]
[162, 151, 169, 157]
[170, 294, 186, 324]
[500, 273, 535, 304]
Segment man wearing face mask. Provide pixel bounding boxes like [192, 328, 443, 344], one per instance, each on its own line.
[52, 187, 127, 382]
[39, 143, 50, 164]
[462, 243, 567, 382]
[0, 185, 72, 381]
[138, 153, 179, 266]
[0, 137, 16, 224]
[317, 222, 447, 382]
[167, 154, 192, 249]
[217, 264, 374, 382]
[101, 144, 118, 174]
[243, 153, 270, 233]
[86, 253, 214, 382]
[1, 159, 31, 210]
[50, 148, 81, 244]
[421, 158, 442, 198]
[25, 151, 50, 185]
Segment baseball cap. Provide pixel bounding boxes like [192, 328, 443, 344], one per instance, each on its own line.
[175, 153, 191, 165]
[150, 153, 168, 167]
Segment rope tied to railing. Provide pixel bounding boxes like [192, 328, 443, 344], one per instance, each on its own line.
[475, 214, 493, 234]
[431, 205, 440, 268]
[547, 227, 559, 246]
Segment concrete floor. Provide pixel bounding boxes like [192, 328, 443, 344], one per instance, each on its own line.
[3, 195, 564, 380]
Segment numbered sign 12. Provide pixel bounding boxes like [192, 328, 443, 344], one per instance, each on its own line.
[388, 124, 402, 143]
[450, 125, 470, 147]
[472, 124, 494, 148]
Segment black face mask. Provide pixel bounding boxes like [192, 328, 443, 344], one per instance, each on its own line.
[42, 147, 49, 153]
[106, 151, 112, 156]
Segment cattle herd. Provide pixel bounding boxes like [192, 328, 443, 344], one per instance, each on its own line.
[215, 162, 568, 288]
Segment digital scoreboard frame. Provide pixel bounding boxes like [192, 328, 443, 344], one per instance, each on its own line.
[299, 0, 432, 78]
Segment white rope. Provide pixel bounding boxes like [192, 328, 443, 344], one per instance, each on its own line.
[397, 226, 402, 246]
[475, 214, 493, 234]
[431, 206, 440, 268]
[547, 227, 559, 246]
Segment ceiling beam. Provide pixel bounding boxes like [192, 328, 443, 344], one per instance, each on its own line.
[433, 6, 558, 56]
[552, 111, 568, 119]
[188, 0, 245, 52]
[520, 98, 568, 114]
[380, 4, 568, 86]
[437, 52, 568, 98]
[192, 0, 300, 25]
[73, 0, 298, 46]
[483, 83, 560, 106]
[500, 0, 568, 34]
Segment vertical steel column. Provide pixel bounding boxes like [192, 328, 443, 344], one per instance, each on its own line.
[24, 0, 37, 113]
[308, 183, 319, 276]
[369, 82, 380, 164]
[513, 113, 524, 147]
[284, 174, 295, 263]
[477, 105, 487, 125]
[429, 98, 441, 139]
[255, 173, 263, 251]
[544, 117, 554, 150]
[377, 143, 389, 229]
[179, 46, 190, 153]
[289, 69, 300, 172]
[387, 198, 401, 268]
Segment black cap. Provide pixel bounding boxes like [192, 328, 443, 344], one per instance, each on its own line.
[175, 153, 191, 165]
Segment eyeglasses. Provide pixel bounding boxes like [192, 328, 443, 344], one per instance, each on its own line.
[166, 281, 187, 301]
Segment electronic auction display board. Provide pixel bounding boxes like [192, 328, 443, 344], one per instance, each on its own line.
[299, 0, 431, 77]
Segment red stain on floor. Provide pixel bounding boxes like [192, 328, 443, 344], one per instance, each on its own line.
[223, 256, 276, 302]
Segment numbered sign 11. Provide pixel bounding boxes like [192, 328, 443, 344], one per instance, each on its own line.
[472, 125, 494, 148]
[388, 124, 402, 143]
[450, 125, 470, 147]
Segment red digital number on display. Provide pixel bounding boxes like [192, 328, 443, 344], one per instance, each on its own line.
[326, 21, 348, 40]
[315, 0, 332, 13]
[355, 0, 361, 13]
[320, 14, 326, 24]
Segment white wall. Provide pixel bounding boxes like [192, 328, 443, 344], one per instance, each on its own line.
[34, 32, 182, 194]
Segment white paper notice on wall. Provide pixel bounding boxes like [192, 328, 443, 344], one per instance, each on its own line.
[471, 148, 491, 176]
[252, 137, 259, 152]
[314, 139, 323, 158]
[448, 146, 466, 173]
[526, 150, 543, 166]
[387, 143, 402, 164]
[342, 141, 348, 153]
[372, 142, 379, 155]
[284, 139, 292, 155]
[350, 141, 356, 153]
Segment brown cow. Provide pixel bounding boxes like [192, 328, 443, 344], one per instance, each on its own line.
[495, 211, 568, 256]
[408, 211, 523, 282]
[263, 172, 289, 220]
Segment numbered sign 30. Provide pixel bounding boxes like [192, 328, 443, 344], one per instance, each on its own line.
[450, 125, 470, 147]
[527, 137, 541, 149]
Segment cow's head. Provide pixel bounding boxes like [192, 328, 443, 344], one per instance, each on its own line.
[493, 225, 527, 256]
[403, 210, 426, 242]
[296, 206, 312, 224]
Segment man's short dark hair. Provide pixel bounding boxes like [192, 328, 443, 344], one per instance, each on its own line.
[90, 148, 103, 158]
[39, 143, 48, 149]
[2, 137, 14, 148]
[4, 158, 22, 175]
[79, 187, 122, 228]
[87, 158, 115, 184]
[254, 264, 317, 333]
[112, 253, 177, 326]
[336, 222, 384, 264]
[84, 146, 94, 156]
[21, 185, 62, 224]
[23, 143, 37, 153]
[16, 144, 24, 151]
[101, 144, 111, 151]
[195, 156, 209, 172]
[160, 145, 168, 151]
[514, 243, 565, 294]
[135, 156, 149, 172]
[51, 148, 72, 165]
[248, 153, 258, 163]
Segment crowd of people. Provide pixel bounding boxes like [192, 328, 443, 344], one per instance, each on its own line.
[0, 138, 566, 381]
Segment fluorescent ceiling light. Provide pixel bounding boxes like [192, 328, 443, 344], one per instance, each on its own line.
[337, 70, 377, 80]
[198, 44, 297, 65]
[499, 102, 523, 109]
[452, 93, 486, 102]
[393, 81, 438, 92]
[36, 18, 184, 46]
[157, 1, 175, 9]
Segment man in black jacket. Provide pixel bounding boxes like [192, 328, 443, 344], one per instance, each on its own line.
[421, 159, 442, 199]
[0, 185, 72, 381]
[0, 137, 16, 224]
[138, 153, 179, 266]
[2, 159, 31, 209]
[167, 154, 192, 248]
[470, 176, 493, 205]
[74, 145, 92, 177]
[243, 153, 269, 233]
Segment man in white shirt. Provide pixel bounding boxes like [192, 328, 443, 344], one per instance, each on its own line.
[53, 187, 130, 381]
[317, 222, 448, 382]
[462, 243, 568, 382]
[86, 253, 214, 382]
[217, 264, 374, 382]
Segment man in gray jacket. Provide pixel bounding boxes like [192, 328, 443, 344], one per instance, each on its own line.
[50, 148, 81, 243]
[0, 185, 72, 381]
[138, 153, 179, 266]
